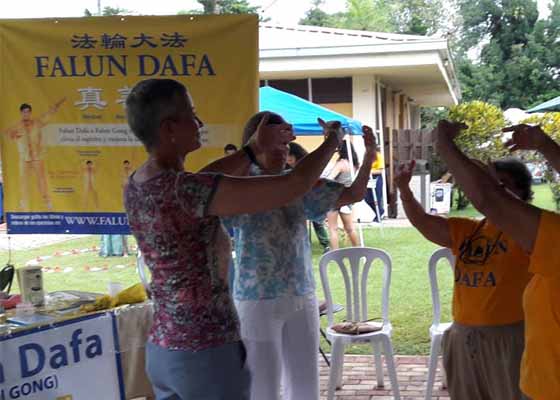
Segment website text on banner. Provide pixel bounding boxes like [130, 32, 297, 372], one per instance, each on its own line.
[0, 15, 258, 234]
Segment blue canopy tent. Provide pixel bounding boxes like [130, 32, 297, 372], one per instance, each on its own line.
[527, 95, 560, 113]
[259, 85, 383, 240]
[259, 86, 363, 135]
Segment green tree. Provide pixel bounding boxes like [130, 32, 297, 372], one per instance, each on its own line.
[198, 0, 218, 13]
[299, 0, 333, 26]
[522, 112, 560, 209]
[455, 0, 560, 109]
[102, 6, 133, 16]
[84, 6, 133, 16]
[300, 0, 394, 32]
[300, 0, 448, 34]
[333, 0, 393, 31]
[181, 0, 265, 19]
[390, 0, 444, 35]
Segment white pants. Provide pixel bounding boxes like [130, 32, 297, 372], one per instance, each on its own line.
[235, 294, 320, 400]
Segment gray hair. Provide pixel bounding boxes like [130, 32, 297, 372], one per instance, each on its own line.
[242, 111, 285, 145]
[126, 79, 187, 150]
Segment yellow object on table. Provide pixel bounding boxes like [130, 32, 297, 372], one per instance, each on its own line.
[80, 283, 147, 313]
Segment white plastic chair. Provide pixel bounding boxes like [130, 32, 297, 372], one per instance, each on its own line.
[319, 247, 400, 400]
[425, 248, 455, 399]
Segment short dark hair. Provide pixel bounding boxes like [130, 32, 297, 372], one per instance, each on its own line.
[126, 79, 187, 151]
[242, 111, 285, 144]
[288, 142, 308, 162]
[224, 144, 237, 153]
[86, 160, 93, 165]
[492, 158, 533, 201]
[20, 103, 32, 112]
[123, 160, 130, 164]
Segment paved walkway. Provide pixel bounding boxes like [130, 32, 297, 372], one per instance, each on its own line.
[319, 355, 449, 400]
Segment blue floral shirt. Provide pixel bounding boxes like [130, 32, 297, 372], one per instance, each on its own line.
[223, 165, 345, 300]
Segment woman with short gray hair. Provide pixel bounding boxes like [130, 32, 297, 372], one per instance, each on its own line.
[123, 78, 343, 400]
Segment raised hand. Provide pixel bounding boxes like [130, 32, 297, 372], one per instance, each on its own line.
[318, 118, 345, 144]
[395, 160, 416, 190]
[435, 119, 468, 146]
[250, 112, 295, 155]
[362, 125, 376, 155]
[503, 124, 549, 152]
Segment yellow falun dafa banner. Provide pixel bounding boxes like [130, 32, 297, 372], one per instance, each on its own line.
[0, 15, 258, 234]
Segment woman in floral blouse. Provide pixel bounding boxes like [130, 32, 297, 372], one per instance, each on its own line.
[218, 112, 377, 400]
[123, 79, 342, 400]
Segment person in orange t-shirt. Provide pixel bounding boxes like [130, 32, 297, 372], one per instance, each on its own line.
[395, 158, 533, 399]
[436, 120, 560, 400]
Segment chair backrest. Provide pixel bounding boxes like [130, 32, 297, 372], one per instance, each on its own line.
[428, 248, 455, 327]
[136, 250, 150, 290]
[319, 247, 392, 326]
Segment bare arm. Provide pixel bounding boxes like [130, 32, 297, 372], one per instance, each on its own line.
[395, 160, 451, 247]
[199, 149, 252, 176]
[38, 97, 66, 126]
[208, 124, 342, 216]
[3, 125, 20, 139]
[504, 124, 560, 173]
[337, 125, 377, 207]
[436, 120, 541, 253]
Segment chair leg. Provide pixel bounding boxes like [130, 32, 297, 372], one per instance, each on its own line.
[320, 327, 331, 346]
[320, 345, 330, 367]
[335, 342, 345, 389]
[327, 340, 345, 400]
[425, 335, 441, 399]
[382, 337, 400, 400]
[373, 342, 384, 388]
[441, 358, 448, 389]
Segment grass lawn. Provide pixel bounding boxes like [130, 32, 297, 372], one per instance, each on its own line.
[3, 183, 555, 355]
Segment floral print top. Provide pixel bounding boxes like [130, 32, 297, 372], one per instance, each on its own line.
[224, 165, 344, 301]
[124, 170, 239, 351]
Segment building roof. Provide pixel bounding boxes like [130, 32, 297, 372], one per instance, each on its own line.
[260, 24, 437, 49]
[258, 24, 461, 106]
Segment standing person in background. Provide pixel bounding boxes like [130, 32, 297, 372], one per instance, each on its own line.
[99, 159, 134, 258]
[326, 140, 360, 249]
[213, 112, 376, 400]
[365, 145, 385, 222]
[287, 142, 331, 254]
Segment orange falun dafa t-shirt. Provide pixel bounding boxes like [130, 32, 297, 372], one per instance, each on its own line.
[520, 210, 560, 400]
[448, 217, 531, 326]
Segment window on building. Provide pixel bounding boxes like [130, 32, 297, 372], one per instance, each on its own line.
[267, 79, 309, 99]
[312, 77, 352, 103]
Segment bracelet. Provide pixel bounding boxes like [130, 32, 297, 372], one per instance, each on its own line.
[242, 145, 258, 165]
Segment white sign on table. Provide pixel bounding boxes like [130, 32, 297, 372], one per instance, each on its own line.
[0, 313, 123, 400]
